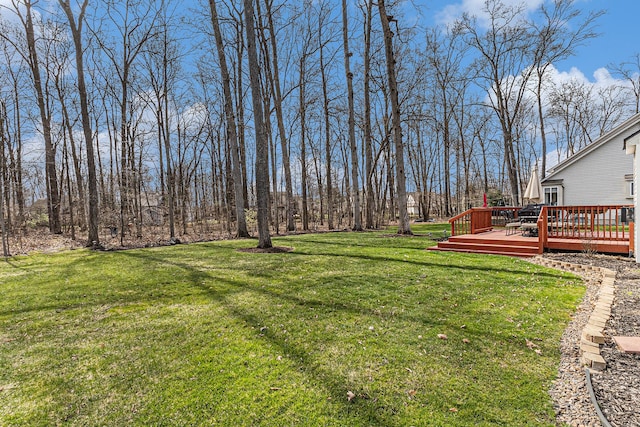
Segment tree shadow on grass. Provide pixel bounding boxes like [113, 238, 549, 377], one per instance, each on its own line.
[119, 250, 409, 425]
[1, 245, 576, 425]
[288, 247, 568, 281]
[115, 249, 569, 424]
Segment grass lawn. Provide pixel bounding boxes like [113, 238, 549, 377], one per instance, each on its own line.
[0, 224, 584, 426]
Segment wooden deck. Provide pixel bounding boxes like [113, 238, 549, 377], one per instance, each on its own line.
[428, 229, 630, 258]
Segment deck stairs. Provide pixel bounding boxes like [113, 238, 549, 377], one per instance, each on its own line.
[428, 231, 539, 257]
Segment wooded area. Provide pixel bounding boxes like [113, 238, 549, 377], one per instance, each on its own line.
[0, 0, 638, 252]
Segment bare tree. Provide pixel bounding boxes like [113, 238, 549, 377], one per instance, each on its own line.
[208, 0, 249, 238]
[531, 0, 602, 178]
[549, 78, 594, 156]
[610, 53, 640, 114]
[91, 0, 159, 244]
[360, 0, 375, 229]
[159, 25, 176, 240]
[341, 0, 362, 231]
[243, 0, 272, 248]
[424, 26, 469, 215]
[0, 99, 10, 255]
[2, 0, 62, 234]
[296, 3, 317, 231]
[260, 0, 296, 232]
[226, 3, 250, 211]
[50, 39, 88, 233]
[0, 37, 27, 233]
[317, 2, 335, 230]
[59, 0, 100, 247]
[459, 0, 536, 205]
[378, 0, 411, 234]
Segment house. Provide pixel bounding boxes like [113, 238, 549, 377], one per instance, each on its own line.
[623, 122, 640, 262]
[541, 113, 640, 206]
[407, 193, 420, 216]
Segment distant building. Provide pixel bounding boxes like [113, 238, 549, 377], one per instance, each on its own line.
[407, 193, 420, 216]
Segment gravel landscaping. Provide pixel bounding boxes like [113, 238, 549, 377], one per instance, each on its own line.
[535, 253, 640, 427]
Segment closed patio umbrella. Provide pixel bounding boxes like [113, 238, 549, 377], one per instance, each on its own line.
[523, 167, 543, 203]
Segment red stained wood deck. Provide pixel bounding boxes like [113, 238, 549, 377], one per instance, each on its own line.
[428, 229, 630, 258]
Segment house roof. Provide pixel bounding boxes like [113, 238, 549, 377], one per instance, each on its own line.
[542, 112, 640, 184]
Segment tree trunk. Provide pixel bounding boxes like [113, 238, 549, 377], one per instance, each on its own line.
[162, 31, 176, 241]
[55, 72, 87, 232]
[312, 144, 324, 227]
[342, 0, 362, 231]
[263, 0, 295, 232]
[0, 102, 9, 255]
[24, 1, 61, 234]
[266, 103, 278, 234]
[243, 0, 272, 248]
[319, 22, 333, 230]
[208, 0, 249, 237]
[234, 19, 250, 210]
[378, 0, 411, 234]
[299, 55, 309, 231]
[9, 84, 25, 233]
[62, 133, 76, 240]
[536, 70, 547, 179]
[363, 0, 375, 229]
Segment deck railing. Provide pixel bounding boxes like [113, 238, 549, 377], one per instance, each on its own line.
[449, 207, 522, 236]
[541, 205, 633, 240]
[450, 205, 633, 254]
[449, 210, 473, 236]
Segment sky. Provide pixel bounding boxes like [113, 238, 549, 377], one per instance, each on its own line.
[412, 0, 640, 171]
[419, 0, 640, 81]
[554, 0, 640, 77]
[1, 0, 636, 85]
[2, 0, 638, 178]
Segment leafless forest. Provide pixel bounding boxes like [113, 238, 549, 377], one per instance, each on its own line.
[0, 0, 638, 253]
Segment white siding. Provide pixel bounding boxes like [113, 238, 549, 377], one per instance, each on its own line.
[543, 133, 636, 205]
[542, 114, 640, 206]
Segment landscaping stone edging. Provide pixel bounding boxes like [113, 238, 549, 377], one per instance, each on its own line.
[532, 257, 616, 372]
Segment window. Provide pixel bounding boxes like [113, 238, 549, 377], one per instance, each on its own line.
[544, 187, 558, 205]
[625, 174, 634, 198]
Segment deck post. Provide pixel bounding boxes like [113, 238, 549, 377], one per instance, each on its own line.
[538, 207, 547, 254]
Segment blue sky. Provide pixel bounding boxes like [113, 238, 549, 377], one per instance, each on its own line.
[556, 0, 640, 77]
[415, 0, 640, 80]
[2, 0, 635, 82]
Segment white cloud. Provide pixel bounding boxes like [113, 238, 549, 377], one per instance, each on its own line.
[435, 0, 544, 28]
[538, 64, 634, 95]
[179, 102, 208, 132]
[0, 0, 43, 27]
[544, 147, 567, 171]
[592, 67, 621, 89]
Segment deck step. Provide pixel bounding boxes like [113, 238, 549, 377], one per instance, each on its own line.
[446, 235, 539, 247]
[429, 230, 540, 257]
[427, 246, 535, 258]
[430, 240, 538, 257]
[445, 235, 538, 248]
[435, 241, 539, 255]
